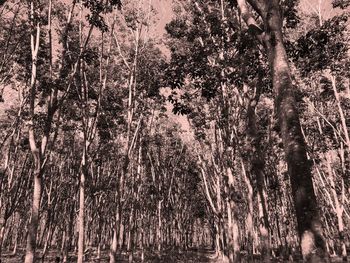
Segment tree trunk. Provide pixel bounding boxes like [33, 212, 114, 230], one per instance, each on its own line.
[25, 171, 42, 263]
[237, 0, 328, 259]
[41, 218, 52, 262]
[0, 215, 6, 258]
[331, 75, 350, 155]
[245, 83, 271, 261]
[258, 193, 270, 261]
[264, 2, 327, 261]
[109, 217, 118, 263]
[241, 161, 256, 260]
[77, 167, 86, 263]
[226, 200, 240, 263]
[213, 221, 221, 257]
[24, 1, 41, 262]
[156, 200, 162, 253]
[325, 153, 347, 261]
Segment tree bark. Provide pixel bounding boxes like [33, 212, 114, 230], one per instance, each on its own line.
[109, 211, 119, 263]
[325, 153, 347, 261]
[77, 155, 86, 263]
[237, 0, 328, 261]
[25, 170, 42, 263]
[0, 213, 6, 258]
[24, 2, 41, 261]
[263, 2, 327, 261]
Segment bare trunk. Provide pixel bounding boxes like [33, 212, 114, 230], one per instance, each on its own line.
[157, 200, 162, 253]
[0, 216, 5, 257]
[77, 168, 85, 263]
[25, 171, 42, 263]
[214, 222, 221, 257]
[237, 0, 327, 260]
[331, 75, 350, 154]
[24, 2, 41, 262]
[41, 221, 52, 262]
[254, 2, 326, 261]
[226, 200, 240, 262]
[325, 153, 347, 261]
[258, 193, 270, 261]
[11, 235, 17, 256]
[10, 213, 19, 256]
[245, 72, 271, 261]
[118, 220, 124, 249]
[241, 161, 256, 259]
[62, 231, 69, 263]
[109, 221, 118, 263]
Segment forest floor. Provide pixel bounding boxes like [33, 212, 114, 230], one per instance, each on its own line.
[0, 248, 346, 262]
[1, 248, 218, 263]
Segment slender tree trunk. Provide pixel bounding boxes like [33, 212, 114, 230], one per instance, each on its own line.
[109, 214, 118, 263]
[226, 200, 240, 263]
[213, 221, 221, 257]
[11, 233, 18, 256]
[241, 161, 256, 260]
[0, 215, 6, 258]
[10, 213, 20, 256]
[77, 163, 86, 263]
[325, 153, 347, 261]
[157, 200, 162, 253]
[258, 193, 270, 259]
[41, 225, 51, 262]
[118, 219, 124, 249]
[60, 230, 67, 262]
[25, 170, 42, 263]
[245, 83, 271, 261]
[331, 75, 350, 155]
[24, 1, 42, 262]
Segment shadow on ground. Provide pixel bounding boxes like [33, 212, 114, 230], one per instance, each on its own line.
[1, 248, 347, 262]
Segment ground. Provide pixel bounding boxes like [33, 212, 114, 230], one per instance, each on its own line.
[2, 248, 219, 263]
[0, 248, 347, 262]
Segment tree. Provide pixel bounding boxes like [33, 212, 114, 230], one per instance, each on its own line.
[235, 0, 327, 260]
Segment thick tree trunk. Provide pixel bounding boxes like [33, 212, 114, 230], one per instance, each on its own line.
[237, 1, 328, 259]
[264, 2, 327, 261]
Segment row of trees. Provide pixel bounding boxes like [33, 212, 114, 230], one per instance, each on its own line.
[165, 0, 349, 262]
[0, 0, 210, 262]
[0, 0, 349, 262]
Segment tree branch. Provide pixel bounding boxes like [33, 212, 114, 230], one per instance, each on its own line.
[236, 0, 264, 36]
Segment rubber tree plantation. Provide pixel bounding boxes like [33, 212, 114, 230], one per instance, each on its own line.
[0, 0, 349, 262]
